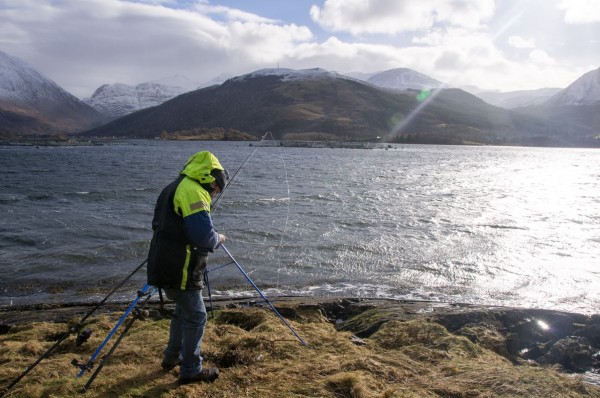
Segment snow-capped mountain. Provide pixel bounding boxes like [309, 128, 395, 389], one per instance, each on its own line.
[149, 74, 199, 91]
[545, 67, 600, 106]
[0, 50, 103, 134]
[343, 71, 377, 81]
[83, 82, 187, 118]
[0, 50, 90, 110]
[366, 68, 447, 91]
[199, 73, 233, 88]
[233, 67, 349, 82]
[84, 73, 236, 119]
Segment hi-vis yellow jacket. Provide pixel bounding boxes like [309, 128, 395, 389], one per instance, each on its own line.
[147, 151, 225, 290]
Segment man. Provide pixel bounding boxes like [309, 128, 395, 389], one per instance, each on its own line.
[147, 150, 228, 384]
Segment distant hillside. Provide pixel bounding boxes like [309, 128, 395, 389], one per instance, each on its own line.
[473, 88, 562, 109]
[82, 68, 596, 147]
[545, 67, 600, 106]
[517, 67, 600, 139]
[82, 73, 233, 119]
[0, 50, 105, 135]
[84, 68, 411, 141]
[516, 104, 600, 140]
[366, 68, 447, 91]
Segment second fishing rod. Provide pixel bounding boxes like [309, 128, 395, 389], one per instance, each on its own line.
[0, 258, 148, 398]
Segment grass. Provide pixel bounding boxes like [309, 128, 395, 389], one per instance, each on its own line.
[1, 304, 599, 398]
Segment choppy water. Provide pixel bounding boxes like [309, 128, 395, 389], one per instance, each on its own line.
[1, 141, 599, 314]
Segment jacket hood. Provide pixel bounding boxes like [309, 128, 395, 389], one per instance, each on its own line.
[180, 151, 225, 185]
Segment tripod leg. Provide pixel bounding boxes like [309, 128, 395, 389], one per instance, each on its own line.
[76, 284, 151, 377]
[204, 270, 215, 319]
[82, 288, 156, 391]
[220, 244, 307, 346]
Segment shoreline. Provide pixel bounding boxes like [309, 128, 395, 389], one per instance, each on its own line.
[2, 296, 600, 397]
[2, 295, 598, 320]
[1, 295, 596, 323]
[2, 296, 599, 372]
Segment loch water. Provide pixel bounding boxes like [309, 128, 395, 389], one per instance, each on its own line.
[1, 140, 599, 314]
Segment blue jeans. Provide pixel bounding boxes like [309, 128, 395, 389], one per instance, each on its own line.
[163, 288, 207, 378]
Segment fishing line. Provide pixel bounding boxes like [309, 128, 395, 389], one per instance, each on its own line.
[211, 131, 270, 213]
[207, 132, 292, 294]
[231, 131, 291, 258]
[268, 132, 292, 289]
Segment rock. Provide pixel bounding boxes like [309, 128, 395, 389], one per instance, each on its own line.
[350, 335, 366, 346]
[520, 344, 544, 360]
[546, 336, 595, 371]
[574, 323, 600, 347]
[506, 332, 521, 356]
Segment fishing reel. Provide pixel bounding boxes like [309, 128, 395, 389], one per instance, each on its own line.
[134, 309, 150, 321]
[71, 358, 93, 373]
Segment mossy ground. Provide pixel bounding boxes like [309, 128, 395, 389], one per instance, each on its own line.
[1, 304, 599, 398]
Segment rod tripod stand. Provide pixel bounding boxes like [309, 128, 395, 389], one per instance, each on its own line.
[73, 244, 305, 390]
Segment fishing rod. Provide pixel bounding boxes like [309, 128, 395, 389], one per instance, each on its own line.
[0, 258, 148, 397]
[211, 131, 270, 213]
[204, 130, 276, 317]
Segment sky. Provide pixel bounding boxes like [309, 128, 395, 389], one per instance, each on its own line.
[1, 0, 599, 99]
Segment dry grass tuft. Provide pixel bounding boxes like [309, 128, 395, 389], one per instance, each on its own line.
[18, 341, 45, 356]
[326, 371, 371, 398]
[0, 306, 599, 398]
[455, 323, 509, 357]
[216, 309, 268, 330]
[373, 319, 482, 359]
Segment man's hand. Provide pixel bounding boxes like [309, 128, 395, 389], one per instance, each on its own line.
[218, 234, 227, 244]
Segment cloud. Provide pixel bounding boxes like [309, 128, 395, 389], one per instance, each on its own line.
[529, 49, 556, 65]
[508, 35, 536, 48]
[0, 0, 594, 98]
[305, 1, 592, 90]
[0, 0, 312, 97]
[310, 0, 495, 35]
[557, 0, 600, 24]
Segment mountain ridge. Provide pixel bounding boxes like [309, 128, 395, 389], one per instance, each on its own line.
[1, 49, 598, 147]
[83, 82, 187, 119]
[366, 67, 447, 91]
[470, 88, 562, 109]
[0, 50, 104, 135]
[545, 67, 600, 106]
[82, 69, 598, 147]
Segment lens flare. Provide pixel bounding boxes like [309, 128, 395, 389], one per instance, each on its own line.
[536, 319, 550, 331]
[416, 89, 431, 102]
